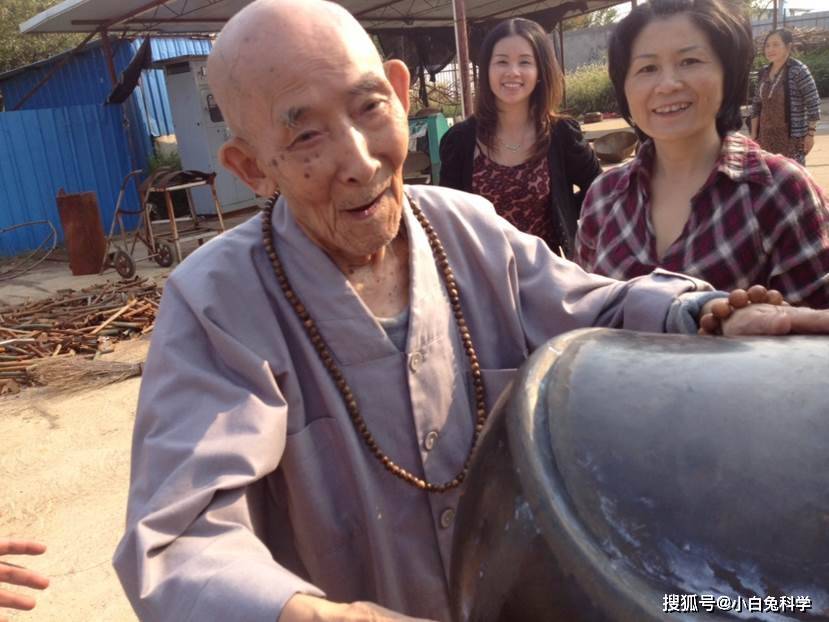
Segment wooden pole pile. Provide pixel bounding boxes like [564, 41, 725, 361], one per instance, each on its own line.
[0, 277, 161, 393]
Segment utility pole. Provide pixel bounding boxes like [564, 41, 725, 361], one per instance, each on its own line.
[452, 0, 472, 117]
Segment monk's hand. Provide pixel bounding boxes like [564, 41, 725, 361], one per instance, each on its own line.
[722, 303, 829, 336]
[699, 286, 829, 336]
[0, 539, 49, 619]
[280, 594, 437, 622]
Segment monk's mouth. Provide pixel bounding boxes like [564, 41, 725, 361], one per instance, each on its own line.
[344, 189, 387, 218]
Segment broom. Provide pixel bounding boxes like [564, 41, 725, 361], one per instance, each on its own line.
[26, 356, 144, 393]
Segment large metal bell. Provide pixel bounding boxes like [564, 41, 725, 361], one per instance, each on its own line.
[451, 329, 829, 622]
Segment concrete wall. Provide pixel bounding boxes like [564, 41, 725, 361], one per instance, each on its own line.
[561, 23, 615, 72]
[752, 11, 829, 38]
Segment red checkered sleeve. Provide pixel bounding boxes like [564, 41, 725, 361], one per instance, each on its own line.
[758, 158, 829, 308]
[575, 168, 625, 272]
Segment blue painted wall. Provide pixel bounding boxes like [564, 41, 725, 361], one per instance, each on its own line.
[0, 105, 137, 257]
[0, 37, 212, 255]
[0, 37, 213, 170]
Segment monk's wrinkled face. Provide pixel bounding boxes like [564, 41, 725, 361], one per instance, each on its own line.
[239, 34, 410, 262]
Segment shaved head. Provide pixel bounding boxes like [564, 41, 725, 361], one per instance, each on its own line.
[207, 0, 411, 266]
[208, 0, 383, 141]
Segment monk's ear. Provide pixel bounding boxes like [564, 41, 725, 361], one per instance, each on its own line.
[384, 59, 410, 115]
[219, 137, 277, 197]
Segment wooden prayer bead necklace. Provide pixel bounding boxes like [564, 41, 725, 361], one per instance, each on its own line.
[261, 191, 487, 492]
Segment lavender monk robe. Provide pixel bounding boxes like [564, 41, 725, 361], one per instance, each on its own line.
[113, 185, 712, 622]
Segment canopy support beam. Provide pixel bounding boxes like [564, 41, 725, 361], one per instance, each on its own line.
[452, 0, 472, 117]
[99, 29, 118, 85]
[12, 30, 97, 110]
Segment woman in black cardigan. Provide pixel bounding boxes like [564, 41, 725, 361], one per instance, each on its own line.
[438, 18, 601, 257]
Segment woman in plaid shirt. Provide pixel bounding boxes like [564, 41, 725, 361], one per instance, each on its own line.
[575, 0, 829, 309]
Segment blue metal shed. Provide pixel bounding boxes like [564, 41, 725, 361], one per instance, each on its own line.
[0, 37, 212, 256]
[0, 36, 213, 171]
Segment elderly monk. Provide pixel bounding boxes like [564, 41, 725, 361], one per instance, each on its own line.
[112, 1, 829, 621]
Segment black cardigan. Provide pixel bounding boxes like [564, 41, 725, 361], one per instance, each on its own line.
[437, 116, 602, 256]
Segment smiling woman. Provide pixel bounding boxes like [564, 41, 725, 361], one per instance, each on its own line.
[575, 0, 829, 309]
[438, 18, 601, 257]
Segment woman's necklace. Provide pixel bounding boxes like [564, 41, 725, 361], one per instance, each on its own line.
[261, 191, 488, 493]
[499, 137, 523, 152]
[497, 124, 531, 152]
[764, 64, 786, 99]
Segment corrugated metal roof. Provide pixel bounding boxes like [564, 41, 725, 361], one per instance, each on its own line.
[20, 0, 626, 34]
[0, 35, 213, 82]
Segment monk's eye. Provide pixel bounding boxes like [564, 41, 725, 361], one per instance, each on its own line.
[293, 130, 320, 145]
[362, 99, 386, 114]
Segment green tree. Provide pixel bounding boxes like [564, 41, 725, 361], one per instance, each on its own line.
[0, 0, 84, 74]
[734, 0, 775, 20]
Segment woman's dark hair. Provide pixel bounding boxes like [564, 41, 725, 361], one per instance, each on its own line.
[607, 0, 754, 140]
[764, 28, 794, 48]
[474, 18, 564, 163]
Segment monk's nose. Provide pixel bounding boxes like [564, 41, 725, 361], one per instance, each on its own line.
[336, 126, 381, 185]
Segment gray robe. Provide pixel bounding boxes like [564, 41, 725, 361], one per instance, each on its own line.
[113, 185, 710, 622]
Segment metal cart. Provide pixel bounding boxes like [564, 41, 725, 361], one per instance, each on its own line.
[102, 168, 227, 278]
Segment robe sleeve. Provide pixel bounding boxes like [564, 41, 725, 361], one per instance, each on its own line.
[500, 220, 714, 350]
[113, 276, 324, 622]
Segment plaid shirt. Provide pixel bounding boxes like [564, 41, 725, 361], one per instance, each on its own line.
[576, 134, 829, 308]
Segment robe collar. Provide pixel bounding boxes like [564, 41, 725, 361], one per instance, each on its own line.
[268, 190, 453, 367]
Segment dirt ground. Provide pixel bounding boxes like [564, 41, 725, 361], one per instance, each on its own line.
[1, 108, 828, 622]
[0, 338, 148, 622]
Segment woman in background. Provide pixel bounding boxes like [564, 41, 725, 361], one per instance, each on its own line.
[575, 0, 829, 308]
[750, 28, 820, 165]
[438, 18, 601, 257]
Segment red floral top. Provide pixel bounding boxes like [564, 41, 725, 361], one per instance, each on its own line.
[471, 151, 556, 250]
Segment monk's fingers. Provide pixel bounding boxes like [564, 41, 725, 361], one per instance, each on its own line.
[785, 307, 829, 334]
[0, 540, 46, 557]
[721, 304, 791, 336]
[0, 586, 38, 612]
[0, 563, 49, 591]
[698, 313, 720, 335]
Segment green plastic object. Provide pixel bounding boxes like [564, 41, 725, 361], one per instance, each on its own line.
[407, 112, 449, 183]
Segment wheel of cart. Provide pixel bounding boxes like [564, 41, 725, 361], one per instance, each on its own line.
[101, 168, 226, 277]
[101, 170, 145, 278]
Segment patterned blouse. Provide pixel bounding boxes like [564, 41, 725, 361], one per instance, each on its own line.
[575, 134, 829, 308]
[471, 150, 555, 249]
[751, 57, 821, 140]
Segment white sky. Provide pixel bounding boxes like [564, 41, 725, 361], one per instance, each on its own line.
[612, 0, 828, 19]
[785, 0, 829, 10]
